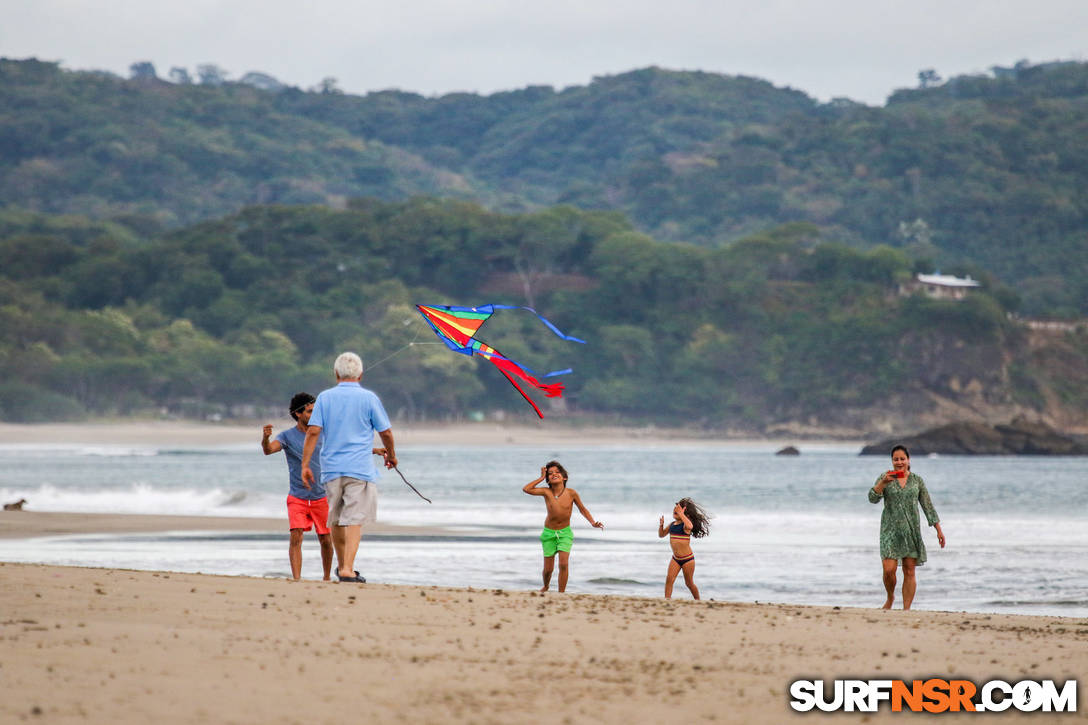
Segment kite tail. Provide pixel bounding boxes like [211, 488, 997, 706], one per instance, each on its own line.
[494, 366, 545, 419]
[479, 305, 586, 345]
[487, 355, 565, 398]
[484, 354, 565, 419]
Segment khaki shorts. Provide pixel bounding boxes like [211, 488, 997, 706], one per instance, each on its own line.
[325, 476, 377, 526]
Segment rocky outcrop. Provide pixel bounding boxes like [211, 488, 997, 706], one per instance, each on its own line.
[775, 446, 800, 455]
[860, 417, 1088, 455]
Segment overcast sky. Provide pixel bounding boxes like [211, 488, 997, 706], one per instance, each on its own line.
[4, 0, 1087, 105]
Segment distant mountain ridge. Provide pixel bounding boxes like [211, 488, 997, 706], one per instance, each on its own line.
[1, 57, 1086, 314]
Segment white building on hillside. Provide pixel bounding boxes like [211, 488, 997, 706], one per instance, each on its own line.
[902, 272, 981, 300]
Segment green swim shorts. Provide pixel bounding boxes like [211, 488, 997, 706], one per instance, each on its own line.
[540, 526, 573, 557]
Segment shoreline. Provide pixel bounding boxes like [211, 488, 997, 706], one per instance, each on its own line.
[0, 420, 863, 448]
[3, 511, 1086, 622]
[0, 510, 454, 540]
[0, 562, 1083, 724]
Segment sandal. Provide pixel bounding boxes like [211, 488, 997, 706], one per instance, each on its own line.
[337, 570, 366, 583]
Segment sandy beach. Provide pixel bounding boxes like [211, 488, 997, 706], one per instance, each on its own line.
[1, 553, 1084, 724]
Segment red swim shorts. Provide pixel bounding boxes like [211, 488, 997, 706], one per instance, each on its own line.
[286, 495, 330, 534]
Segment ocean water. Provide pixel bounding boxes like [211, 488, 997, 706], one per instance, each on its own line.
[0, 440, 1085, 617]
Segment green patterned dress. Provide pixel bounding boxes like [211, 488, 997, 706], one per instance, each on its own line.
[868, 472, 940, 565]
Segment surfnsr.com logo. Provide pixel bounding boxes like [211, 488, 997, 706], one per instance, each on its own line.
[789, 679, 1077, 713]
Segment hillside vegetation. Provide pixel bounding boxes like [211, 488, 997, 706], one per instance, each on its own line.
[2, 58, 1086, 315]
[2, 201, 1084, 431]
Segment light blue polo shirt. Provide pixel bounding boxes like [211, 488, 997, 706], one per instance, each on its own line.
[308, 381, 391, 484]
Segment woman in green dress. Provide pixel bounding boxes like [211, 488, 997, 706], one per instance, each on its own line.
[868, 445, 946, 610]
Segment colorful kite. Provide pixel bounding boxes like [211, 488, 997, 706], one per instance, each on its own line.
[415, 304, 585, 418]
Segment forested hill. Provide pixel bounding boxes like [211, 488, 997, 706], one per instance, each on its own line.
[1, 201, 1085, 430]
[3, 57, 1087, 315]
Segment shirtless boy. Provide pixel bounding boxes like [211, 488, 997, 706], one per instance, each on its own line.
[522, 460, 604, 592]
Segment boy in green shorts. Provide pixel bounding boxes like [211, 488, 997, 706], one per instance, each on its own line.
[522, 460, 604, 592]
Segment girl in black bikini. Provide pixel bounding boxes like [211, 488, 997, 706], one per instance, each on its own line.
[657, 497, 711, 600]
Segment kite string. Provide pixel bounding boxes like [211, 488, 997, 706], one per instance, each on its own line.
[392, 465, 431, 503]
[363, 322, 443, 372]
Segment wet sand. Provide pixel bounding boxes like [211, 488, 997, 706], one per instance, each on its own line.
[0, 511, 449, 540]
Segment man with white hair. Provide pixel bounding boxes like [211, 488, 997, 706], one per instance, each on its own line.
[302, 352, 396, 583]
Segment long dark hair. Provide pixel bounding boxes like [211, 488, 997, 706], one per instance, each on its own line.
[677, 497, 711, 538]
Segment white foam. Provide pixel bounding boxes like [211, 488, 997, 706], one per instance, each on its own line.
[0, 483, 282, 518]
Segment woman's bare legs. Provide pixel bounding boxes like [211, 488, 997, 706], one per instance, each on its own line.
[901, 558, 918, 610]
[881, 558, 898, 609]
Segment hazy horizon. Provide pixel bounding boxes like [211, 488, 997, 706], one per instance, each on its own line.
[3, 1, 1086, 106]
